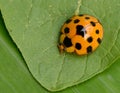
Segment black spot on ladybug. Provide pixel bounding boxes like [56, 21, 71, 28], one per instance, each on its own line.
[63, 36, 72, 47]
[97, 38, 101, 44]
[87, 37, 93, 43]
[87, 46, 92, 53]
[64, 27, 69, 33]
[75, 43, 81, 50]
[66, 19, 72, 24]
[79, 14, 84, 16]
[85, 17, 90, 19]
[74, 19, 80, 23]
[96, 29, 99, 34]
[90, 21, 96, 26]
[76, 25, 85, 37]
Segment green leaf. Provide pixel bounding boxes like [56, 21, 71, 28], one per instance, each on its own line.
[0, 6, 120, 93]
[0, 0, 120, 91]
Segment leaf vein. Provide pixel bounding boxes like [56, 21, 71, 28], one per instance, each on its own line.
[55, 53, 66, 87]
[22, 0, 34, 41]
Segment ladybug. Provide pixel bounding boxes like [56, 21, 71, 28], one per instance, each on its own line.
[58, 14, 103, 55]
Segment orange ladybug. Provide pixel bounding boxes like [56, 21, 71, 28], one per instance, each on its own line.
[58, 14, 103, 55]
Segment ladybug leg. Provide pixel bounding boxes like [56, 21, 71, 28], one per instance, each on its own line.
[58, 43, 65, 54]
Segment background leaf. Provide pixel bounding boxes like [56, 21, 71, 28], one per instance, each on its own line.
[0, 0, 120, 92]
